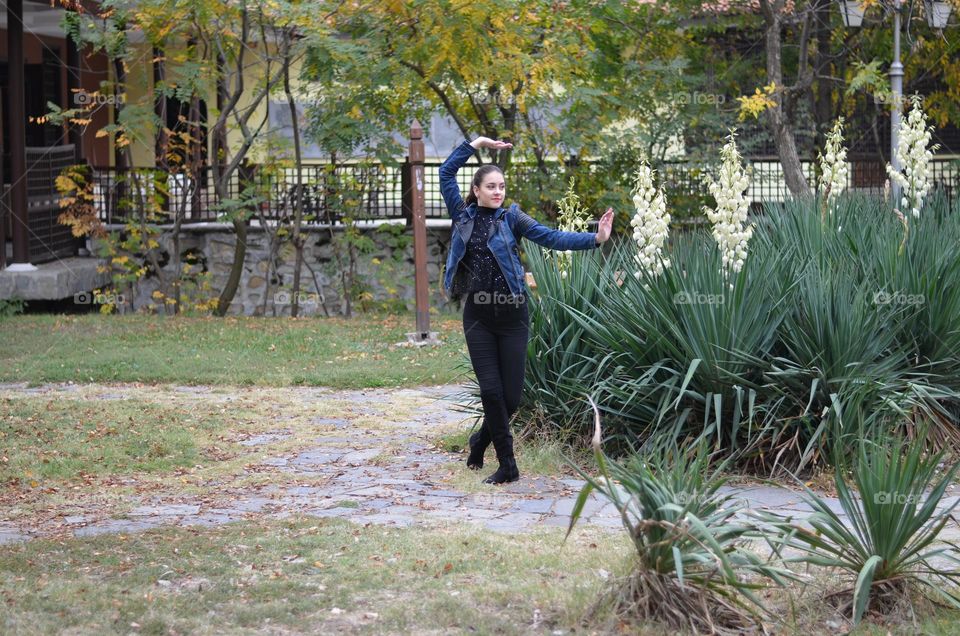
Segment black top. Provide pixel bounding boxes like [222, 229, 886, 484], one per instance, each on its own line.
[453, 206, 514, 298]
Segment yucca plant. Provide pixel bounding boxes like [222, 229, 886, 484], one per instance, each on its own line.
[560, 231, 798, 461]
[520, 191, 960, 472]
[759, 400, 960, 626]
[756, 193, 960, 452]
[564, 398, 795, 634]
[520, 243, 619, 440]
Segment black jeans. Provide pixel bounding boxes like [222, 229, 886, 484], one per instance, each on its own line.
[462, 291, 529, 460]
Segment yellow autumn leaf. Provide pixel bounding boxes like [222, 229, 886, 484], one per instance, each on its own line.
[736, 83, 778, 121]
[55, 175, 76, 191]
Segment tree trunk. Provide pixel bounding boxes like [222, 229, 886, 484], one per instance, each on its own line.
[761, 0, 813, 198]
[283, 31, 306, 318]
[210, 7, 281, 315]
[215, 218, 247, 316]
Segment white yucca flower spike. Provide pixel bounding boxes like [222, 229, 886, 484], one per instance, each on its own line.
[886, 95, 938, 219]
[555, 178, 591, 278]
[629, 161, 671, 284]
[704, 131, 753, 278]
[819, 117, 849, 204]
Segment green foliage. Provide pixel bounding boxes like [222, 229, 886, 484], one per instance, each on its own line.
[0, 298, 26, 318]
[300, 29, 428, 162]
[55, 165, 219, 316]
[311, 0, 595, 167]
[375, 223, 413, 256]
[519, 193, 960, 472]
[561, 1, 742, 164]
[564, 407, 794, 632]
[846, 60, 889, 101]
[760, 423, 960, 625]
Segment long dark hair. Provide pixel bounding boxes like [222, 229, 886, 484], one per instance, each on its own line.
[463, 164, 505, 208]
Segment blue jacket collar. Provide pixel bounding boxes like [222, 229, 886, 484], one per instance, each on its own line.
[463, 202, 506, 220]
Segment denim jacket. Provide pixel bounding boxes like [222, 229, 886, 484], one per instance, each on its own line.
[439, 140, 599, 298]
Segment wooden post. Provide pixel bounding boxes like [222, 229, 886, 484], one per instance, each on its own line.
[66, 23, 82, 163]
[407, 120, 437, 345]
[189, 92, 202, 220]
[0, 87, 5, 270]
[153, 46, 170, 215]
[6, 0, 34, 270]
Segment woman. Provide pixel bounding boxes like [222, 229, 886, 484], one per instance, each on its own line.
[439, 136, 613, 484]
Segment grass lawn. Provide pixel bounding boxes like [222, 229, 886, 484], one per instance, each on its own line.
[0, 515, 637, 635]
[0, 312, 468, 388]
[3, 515, 960, 635]
[4, 314, 960, 634]
[0, 394, 227, 485]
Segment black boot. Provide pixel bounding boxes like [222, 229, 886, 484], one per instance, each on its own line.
[483, 454, 519, 484]
[479, 390, 520, 484]
[466, 427, 489, 470]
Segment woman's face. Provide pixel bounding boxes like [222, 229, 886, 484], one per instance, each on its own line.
[473, 171, 506, 208]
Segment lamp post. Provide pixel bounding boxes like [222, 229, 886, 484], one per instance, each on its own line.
[837, 0, 954, 206]
[890, 0, 904, 206]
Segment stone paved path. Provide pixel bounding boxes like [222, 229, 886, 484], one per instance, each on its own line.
[2, 382, 959, 547]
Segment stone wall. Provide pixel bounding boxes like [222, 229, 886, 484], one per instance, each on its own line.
[95, 222, 455, 316]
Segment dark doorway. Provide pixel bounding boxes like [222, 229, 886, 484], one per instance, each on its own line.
[0, 48, 64, 182]
[165, 96, 208, 187]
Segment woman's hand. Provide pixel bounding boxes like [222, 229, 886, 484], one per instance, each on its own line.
[595, 207, 614, 243]
[470, 136, 513, 150]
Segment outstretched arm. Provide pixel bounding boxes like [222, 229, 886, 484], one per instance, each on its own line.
[438, 136, 513, 221]
[515, 207, 614, 250]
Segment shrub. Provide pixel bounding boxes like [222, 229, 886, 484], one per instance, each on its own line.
[759, 414, 960, 625]
[564, 400, 794, 633]
[518, 192, 960, 472]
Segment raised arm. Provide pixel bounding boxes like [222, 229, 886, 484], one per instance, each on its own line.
[439, 140, 476, 221]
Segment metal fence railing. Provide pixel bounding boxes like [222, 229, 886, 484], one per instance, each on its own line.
[89, 156, 960, 224]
